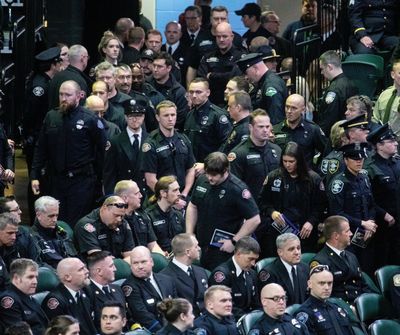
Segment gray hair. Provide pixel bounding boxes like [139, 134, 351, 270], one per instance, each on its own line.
[0, 212, 18, 230]
[34, 196, 60, 213]
[276, 233, 300, 249]
[95, 61, 117, 77]
[68, 45, 87, 63]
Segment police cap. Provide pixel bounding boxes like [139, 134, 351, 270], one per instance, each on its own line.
[235, 3, 261, 17]
[140, 49, 155, 61]
[236, 53, 263, 73]
[340, 114, 369, 130]
[256, 45, 281, 60]
[366, 123, 396, 144]
[35, 47, 62, 63]
[340, 142, 369, 159]
[123, 98, 146, 115]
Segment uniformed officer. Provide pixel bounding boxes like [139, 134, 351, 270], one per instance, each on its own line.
[248, 283, 310, 335]
[0, 259, 48, 335]
[160, 233, 209, 317]
[316, 50, 358, 135]
[208, 237, 260, 320]
[145, 176, 185, 253]
[327, 142, 378, 275]
[103, 97, 148, 195]
[99, 302, 127, 335]
[157, 298, 196, 335]
[141, 100, 195, 197]
[220, 91, 251, 155]
[311, 216, 371, 305]
[229, 109, 280, 198]
[186, 152, 260, 270]
[193, 285, 239, 335]
[237, 53, 288, 125]
[74, 195, 135, 260]
[197, 22, 244, 106]
[273, 94, 327, 168]
[30, 80, 107, 227]
[296, 266, 355, 335]
[364, 123, 400, 267]
[31, 196, 77, 269]
[184, 78, 232, 162]
[122, 246, 177, 332]
[258, 234, 309, 306]
[41, 257, 96, 335]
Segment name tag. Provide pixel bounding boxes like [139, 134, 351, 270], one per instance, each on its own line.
[153, 220, 165, 226]
[156, 145, 169, 153]
[196, 186, 207, 193]
[98, 234, 107, 240]
[146, 298, 155, 304]
[246, 154, 261, 159]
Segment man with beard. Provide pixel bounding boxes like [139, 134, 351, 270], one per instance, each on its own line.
[30, 80, 106, 227]
[42, 257, 96, 335]
[283, 0, 318, 42]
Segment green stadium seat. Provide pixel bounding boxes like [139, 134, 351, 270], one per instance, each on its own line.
[355, 293, 396, 328]
[362, 271, 380, 294]
[32, 291, 49, 305]
[113, 258, 131, 280]
[369, 319, 400, 335]
[255, 257, 276, 274]
[237, 310, 264, 335]
[285, 303, 301, 316]
[375, 265, 400, 299]
[37, 267, 59, 292]
[301, 253, 316, 265]
[151, 252, 168, 272]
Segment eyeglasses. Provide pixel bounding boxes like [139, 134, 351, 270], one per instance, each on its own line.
[309, 264, 329, 276]
[106, 203, 128, 209]
[264, 295, 288, 302]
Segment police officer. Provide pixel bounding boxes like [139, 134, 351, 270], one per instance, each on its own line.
[311, 216, 371, 305]
[31, 196, 77, 269]
[296, 266, 355, 335]
[327, 142, 378, 275]
[229, 109, 281, 198]
[364, 123, 400, 267]
[273, 94, 327, 168]
[145, 176, 184, 253]
[237, 53, 288, 125]
[186, 152, 260, 270]
[193, 285, 240, 335]
[0, 259, 48, 335]
[74, 196, 135, 260]
[30, 80, 106, 227]
[208, 237, 260, 320]
[248, 283, 309, 335]
[141, 100, 195, 197]
[41, 257, 96, 335]
[184, 78, 232, 162]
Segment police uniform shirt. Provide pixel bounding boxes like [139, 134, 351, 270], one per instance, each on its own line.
[319, 149, 344, 187]
[0, 284, 48, 335]
[190, 174, 259, 247]
[273, 117, 327, 167]
[228, 138, 281, 197]
[140, 129, 195, 191]
[373, 87, 400, 137]
[125, 210, 157, 247]
[157, 322, 196, 335]
[243, 25, 271, 48]
[194, 310, 239, 335]
[208, 258, 259, 319]
[184, 100, 232, 162]
[249, 312, 309, 335]
[310, 245, 371, 304]
[145, 203, 184, 252]
[220, 116, 250, 154]
[74, 208, 135, 258]
[295, 295, 354, 335]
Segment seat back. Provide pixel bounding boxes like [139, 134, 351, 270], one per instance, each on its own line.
[57, 221, 74, 239]
[32, 291, 49, 305]
[341, 61, 380, 98]
[369, 319, 400, 335]
[151, 252, 169, 272]
[237, 310, 264, 335]
[375, 265, 400, 299]
[362, 271, 380, 294]
[285, 303, 301, 316]
[355, 293, 396, 327]
[37, 267, 60, 292]
[113, 258, 132, 280]
[328, 297, 360, 324]
[255, 257, 277, 274]
[345, 54, 384, 78]
[301, 253, 316, 265]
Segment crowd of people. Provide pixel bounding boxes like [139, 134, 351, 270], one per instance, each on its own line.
[0, 0, 400, 334]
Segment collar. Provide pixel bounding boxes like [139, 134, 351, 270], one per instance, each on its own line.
[90, 278, 104, 291]
[232, 256, 243, 277]
[187, 29, 200, 38]
[326, 242, 342, 256]
[172, 258, 190, 273]
[126, 127, 142, 139]
[166, 41, 180, 52]
[64, 285, 79, 299]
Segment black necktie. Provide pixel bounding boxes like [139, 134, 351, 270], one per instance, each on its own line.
[132, 134, 139, 153]
[187, 266, 195, 281]
[292, 266, 301, 303]
[190, 34, 195, 43]
[103, 285, 111, 296]
[168, 45, 173, 55]
[340, 251, 350, 266]
[146, 277, 162, 298]
[188, 267, 198, 297]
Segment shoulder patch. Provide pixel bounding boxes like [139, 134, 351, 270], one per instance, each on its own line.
[242, 189, 251, 199]
[97, 119, 104, 129]
[291, 318, 301, 328]
[331, 180, 344, 194]
[194, 328, 207, 335]
[1, 296, 14, 309]
[328, 159, 340, 174]
[219, 115, 229, 124]
[265, 87, 277, 97]
[227, 152, 236, 162]
[32, 86, 44, 97]
[393, 274, 400, 287]
[83, 223, 96, 233]
[248, 329, 260, 335]
[325, 91, 336, 104]
[310, 260, 320, 269]
[259, 269, 270, 282]
[142, 143, 151, 153]
[47, 297, 60, 310]
[122, 285, 133, 297]
[296, 312, 309, 324]
[213, 271, 225, 283]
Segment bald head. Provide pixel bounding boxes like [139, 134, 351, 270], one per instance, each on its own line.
[130, 246, 154, 278]
[285, 94, 306, 125]
[57, 257, 90, 290]
[85, 95, 105, 117]
[216, 22, 234, 52]
[261, 283, 287, 318]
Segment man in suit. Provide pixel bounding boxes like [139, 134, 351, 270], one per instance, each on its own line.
[160, 233, 209, 316]
[311, 215, 371, 305]
[208, 236, 260, 319]
[41, 257, 97, 335]
[103, 97, 147, 195]
[122, 246, 177, 332]
[258, 233, 309, 306]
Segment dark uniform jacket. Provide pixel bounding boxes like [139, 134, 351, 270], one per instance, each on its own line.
[74, 208, 135, 259]
[157, 323, 196, 335]
[220, 116, 250, 154]
[125, 210, 157, 247]
[194, 311, 239, 335]
[103, 128, 148, 195]
[249, 312, 310, 335]
[101, 118, 121, 141]
[208, 258, 259, 319]
[122, 272, 177, 332]
[242, 25, 271, 48]
[296, 295, 355, 335]
[311, 245, 371, 304]
[106, 91, 132, 130]
[161, 42, 189, 88]
[184, 100, 232, 162]
[122, 45, 141, 65]
[0, 255, 8, 291]
[0, 284, 48, 335]
[160, 261, 209, 317]
[319, 149, 344, 187]
[42, 284, 96, 335]
[258, 258, 308, 306]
